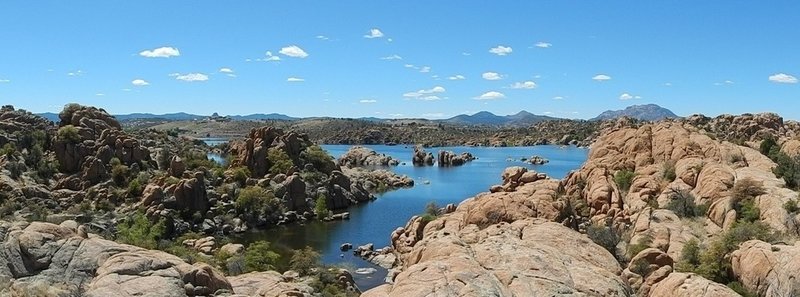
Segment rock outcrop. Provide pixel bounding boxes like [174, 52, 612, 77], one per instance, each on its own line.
[648, 273, 740, 297]
[731, 240, 800, 297]
[229, 126, 316, 177]
[337, 146, 399, 167]
[411, 146, 434, 166]
[341, 167, 414, 192]
[437, 150, 475, 166]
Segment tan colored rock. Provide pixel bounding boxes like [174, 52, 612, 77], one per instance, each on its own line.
[228, 271, 314, 297]
[731, 240, 800, 297]
[648, 273, 740, 297]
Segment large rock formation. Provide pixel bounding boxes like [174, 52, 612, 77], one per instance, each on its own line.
[411, 146, 434, 166]
[437, 150, 475, 166]
[731, 240, 800, 296]
[229, 126, 315, 177]
[337, 146, 399, 167]
[0, 221, 231, 296]
[648, 273, 740, 297]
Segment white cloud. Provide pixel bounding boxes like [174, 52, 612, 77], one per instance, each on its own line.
[619, 93, 642, 100]
[95, 93, 105, 96]
[264, 51, 281, 62]
[175, 73, 209, 82]
[279, 45, 309, 58]
[474, 91, 505, 100]
[509, 81, 537, 89]
[404, 86, 446, 99]
[419, 66, 431, 73]
[769, 73, 798, 84]
[420, 96, 442, 101]
[287, 77, 305, 82]
[0, 79, 9, 83]
[664, 82, 673, 87]
[714, 80, 735, 86]
[404, 64, 415, 68]
[489, 45, 513, 56]
[67, 70, 84, 76]
[122, 88, 132, 92]
[482, 72, 504, 80]
[359, 99, 377, 103]
[534, 42, 552, 48]
[422, 113, 445, 118]
[316, 35, 330, 41]
[380, 54, 403, 60]
[552, 96, 564, 100]
[139, 46, 180, 58]
[462, 52, 471, 56]
[219, 68, 234, 73]
[448, 75, 466, 80]
[131, 79, 149, 86]
[364, 28, 384, 39]
[592, 74, 612, 81]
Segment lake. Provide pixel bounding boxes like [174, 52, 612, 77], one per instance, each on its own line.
[231, 144, 589, 290]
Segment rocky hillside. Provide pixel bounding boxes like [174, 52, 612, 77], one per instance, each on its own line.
[365, 113, 800, 296]
[592, 104, 678, 122]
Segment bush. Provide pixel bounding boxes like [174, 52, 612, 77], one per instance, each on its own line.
[664, 188, 708, 218]
[662, 161, 677, 182]
[290, 246, 321, 276]
[235, 186, 281, 219]
[1, 143, 16, 157]
[614, 169, 635, 192]
[315, 194, 330, 220]
[111, 163, 129, 186]
[732, 178, 765, 223]
[773, 152, 800, 189]
[727, 281, 758, 297]
[127, 179, 143, 197]
[116, 213, 166, 249]
[696, 221, 774, 283]
[760, 137, 778, 157]
[302, 145, 337, 173]
[587, 224, 621, 260]
[627, 232, 653, 259]
[268, 148, 294, 175]
[675, 238, 701, 272]
[57, 125, 81, 143]
[784, 199, 799, 214]
[243, 241, 280, 272]
[231, 167, 251, 185]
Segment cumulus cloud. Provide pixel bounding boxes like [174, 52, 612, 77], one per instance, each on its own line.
[316, 35, 330, 41]
[592, 74, 612, 81]
[482, 72, 504, 80]
[509, 81, 537, 89]
[364, 28, 384, 39]
[287, 77, 305, 82]
[359, 99, 377, 103]
[448, 75, 466, 80]
[419, 66, 431, 73]
[404, 86, 446, 99]
[474, 91, 505, 100]
[380, 54, 403, 60]
[279, 45, 309, 58]
[534, 42, 552, 48]
[139, 46, 180, 58]
[219, 68, 234, 73]
[769, 73, 798, 84]
[489, 45, 513, 56]
[131, 79, 149, 86]
[619, 93, 641, 100]
[175, 73, 209, 82]
[264, 51, 281, 62]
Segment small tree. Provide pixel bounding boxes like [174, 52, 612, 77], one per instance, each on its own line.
[315, 194, 330, 220]
[243, 241, 280, 272]
[57, 125, 81, 143]
[614, 169, 635, 192]
[587, 224, 622, 260]
[268, 148, 294, 175]
[674, 238, 701, 272]
[662, 161, 677, 182]
[290, 246, 321, 276]
[116, 212, 166, 249]
[665, 188, 708, 218]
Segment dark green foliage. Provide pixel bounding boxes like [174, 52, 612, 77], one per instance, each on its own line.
[268, 148, 294, 175]
[772, 151, 800, 189]
[302, 145, 337, 173]
[235, 186, 282, 220]
[111, 161, 129, 186]
[727, 281, 758, 297]
[315, 194, 330, 220]
[243, 241, 280, 272]
[290, 246, 321, 276]
[0, 143, 16, 157]
[420, 201, 440, 223]
[116, 212, 166, 249]
[732, 178, 766, 223]
[664, 188, 708, 218]
[231, 167, 251, 185]
[675, 238, 701, 272]
[760, 137, 778, 157]
[127, 179, 143, 197]
[696, 221, 774, 284]
[662, 160, 677, 182]
[57, 125, 81, 143]
[587, 224, 622, 260]
[784, 199, 799, 214]
[613, 169, 635, 192]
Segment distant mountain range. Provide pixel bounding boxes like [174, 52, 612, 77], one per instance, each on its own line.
[37, 104, 677, 126]
[591, 104, 679, 122]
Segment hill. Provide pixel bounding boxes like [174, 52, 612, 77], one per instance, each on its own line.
[591, 104, 678, 121]
[441, 110, 558, 126]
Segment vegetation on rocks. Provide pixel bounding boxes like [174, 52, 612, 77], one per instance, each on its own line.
[116, 212, 166, 249]
[613, 169, 635, 192]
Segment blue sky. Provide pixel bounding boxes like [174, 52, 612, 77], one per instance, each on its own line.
[0, 1, 798, 119]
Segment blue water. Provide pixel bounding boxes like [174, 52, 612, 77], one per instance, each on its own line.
[233, 145, 588, 289]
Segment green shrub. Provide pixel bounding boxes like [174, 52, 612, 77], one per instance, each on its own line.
[696, 221, 774, 284]
[773, 152, 800, 189]
[231, 167, 251, 185]
[315, 194, 330, 220]
[587, 224, 621, 260]
[111, 163, 129, 186]
[268, 148, 294, 175]
[116, 212, 166, 249]
[0, 143, 16, 157]
[127, 179, 143, 197]
[665, 188, 708, 218]
[760, 137, 778, 157]
[727, 281, 758, 297]
[784, 199, 799, 214]
[662, 160, 677, 182]
[732, 178, 765, 223]
[675, 238, 701, 272]
[235, 186, 281, 219]
[57, 125, 81, 143]
[290, 246, 321, 276]
[614, 169, 635, 192]
[243, 241, 280, 272]
[301, 145, 337, 173]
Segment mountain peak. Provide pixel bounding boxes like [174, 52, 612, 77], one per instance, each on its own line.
[591, 104, 678, 122]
